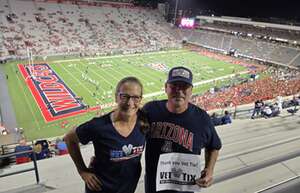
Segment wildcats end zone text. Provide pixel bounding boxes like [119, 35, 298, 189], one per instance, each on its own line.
[18, 63, 100, 122]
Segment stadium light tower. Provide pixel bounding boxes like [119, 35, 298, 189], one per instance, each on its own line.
[27, 47, 33, 66]
[173, 0, 179, 25]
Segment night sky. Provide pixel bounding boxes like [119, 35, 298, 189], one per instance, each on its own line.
[162, 0, 300, 22]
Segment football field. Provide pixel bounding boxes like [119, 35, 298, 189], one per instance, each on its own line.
[3, 49, 246, 140]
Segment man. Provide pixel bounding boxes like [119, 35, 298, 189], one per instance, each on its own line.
[251, 99, 264, 119]
[143, 66, 222, 193]
[15, 138, 32, 164]
[210, 113, 222, 126]
[221, 111, 232, 124]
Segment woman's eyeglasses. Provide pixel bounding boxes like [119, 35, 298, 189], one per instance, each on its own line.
[118, 93, 142, 103]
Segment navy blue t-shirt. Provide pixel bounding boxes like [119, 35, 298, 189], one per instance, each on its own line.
[76, 112, 145, 193]
[143, 100, 222, 193]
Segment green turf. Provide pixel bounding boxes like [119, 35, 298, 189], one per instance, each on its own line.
[3, 49, 246, 140]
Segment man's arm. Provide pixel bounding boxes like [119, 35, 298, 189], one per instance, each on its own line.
[196, 148, 219, 188]
[64, 128, 102, 191]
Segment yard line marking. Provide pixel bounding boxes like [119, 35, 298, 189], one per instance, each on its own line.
[76, 60, 113, 90]
[122, 65, 160, 92]
[59, 63, 95, 96]
[16, 71, 42, 130]
[52, 50, 186, 63]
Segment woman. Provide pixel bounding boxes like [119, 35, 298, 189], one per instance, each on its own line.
[64, 77, 148, 193]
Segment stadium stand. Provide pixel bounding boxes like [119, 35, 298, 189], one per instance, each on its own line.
[0, 0, 180, 58]
[201, 77, 299, 110]
[269, 46, 299, 64]
[0, 28, 5, 58]
[1, 0, 299, 70]
[290, 54, 300, 67]
[184, 29, 300, 68]
[200, 21, 300, 41]
[185, 46, 299, 111]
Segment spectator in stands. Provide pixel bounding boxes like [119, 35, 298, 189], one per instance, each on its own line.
[270, 104, 280, 117]
[287, 105, 299, 115]
[14, 138, 32, 164]
[287, 95, 300, 115]
[222, 111, 232, 124]
[64, 77, 148, 193]
[211, 112, 222, 126]
[261, 105, 272, 118]
[0, 146, 11, 169]
[276, 96, 283, 111]
[251, 100, 264, 119]
[0, 126, 7, 135]
[0, 156, 11, 169]
[291, 95, 300, 106]
[55, 138, 68, 155]
[34, 140, 51, 160]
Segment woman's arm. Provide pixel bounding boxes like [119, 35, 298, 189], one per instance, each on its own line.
[64, 128, 102, 191]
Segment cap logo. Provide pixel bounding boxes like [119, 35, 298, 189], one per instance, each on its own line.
[171, 69, 190, 79]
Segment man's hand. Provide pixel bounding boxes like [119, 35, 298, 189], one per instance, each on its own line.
[79, 170, 103, 191]
[195, 168, 213, 188]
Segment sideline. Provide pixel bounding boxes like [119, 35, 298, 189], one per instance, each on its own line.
[0, 65, 18, 142]
[52, 49, 184, 63]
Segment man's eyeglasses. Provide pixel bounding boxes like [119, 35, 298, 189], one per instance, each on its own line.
[118, 93, 142, 103]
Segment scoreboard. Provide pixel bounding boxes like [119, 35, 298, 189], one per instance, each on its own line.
[180, 18, 195, 28]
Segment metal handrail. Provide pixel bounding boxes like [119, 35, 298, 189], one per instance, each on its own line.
[0, 149, 40, 184]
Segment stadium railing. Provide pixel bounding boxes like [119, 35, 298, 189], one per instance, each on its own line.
[0, 149, 40, 184]
[0, 107, 2, 126]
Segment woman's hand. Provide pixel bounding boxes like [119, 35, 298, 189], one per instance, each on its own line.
[79, 170, 103, 191]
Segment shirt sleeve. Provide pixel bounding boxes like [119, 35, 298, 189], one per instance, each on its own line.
[75, 118, 97, 145]
[142, 102, 152, 139]
[142, 101, 151, 112]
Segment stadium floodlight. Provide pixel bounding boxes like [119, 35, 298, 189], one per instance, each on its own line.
[174, 0, 179, 25]
[26, 47, 33, 66]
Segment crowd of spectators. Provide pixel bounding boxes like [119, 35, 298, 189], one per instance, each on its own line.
[210, 110, 232, 126]
[185, 46, 300, 113]
[193, 66, 300, 111]
[0, 137, 69, 168]
[0, 0, 180, 58]
[197, 77, 300, 110]
[251, 94, 300, 118]
[207, 88, 299, 123]
[266, 66, 300, 81]
[250, 99, 281, 119]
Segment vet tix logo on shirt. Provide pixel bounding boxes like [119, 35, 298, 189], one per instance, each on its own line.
[110, 144, 144, 161]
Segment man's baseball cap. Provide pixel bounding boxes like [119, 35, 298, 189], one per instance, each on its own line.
[167, 66, 193, 86]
